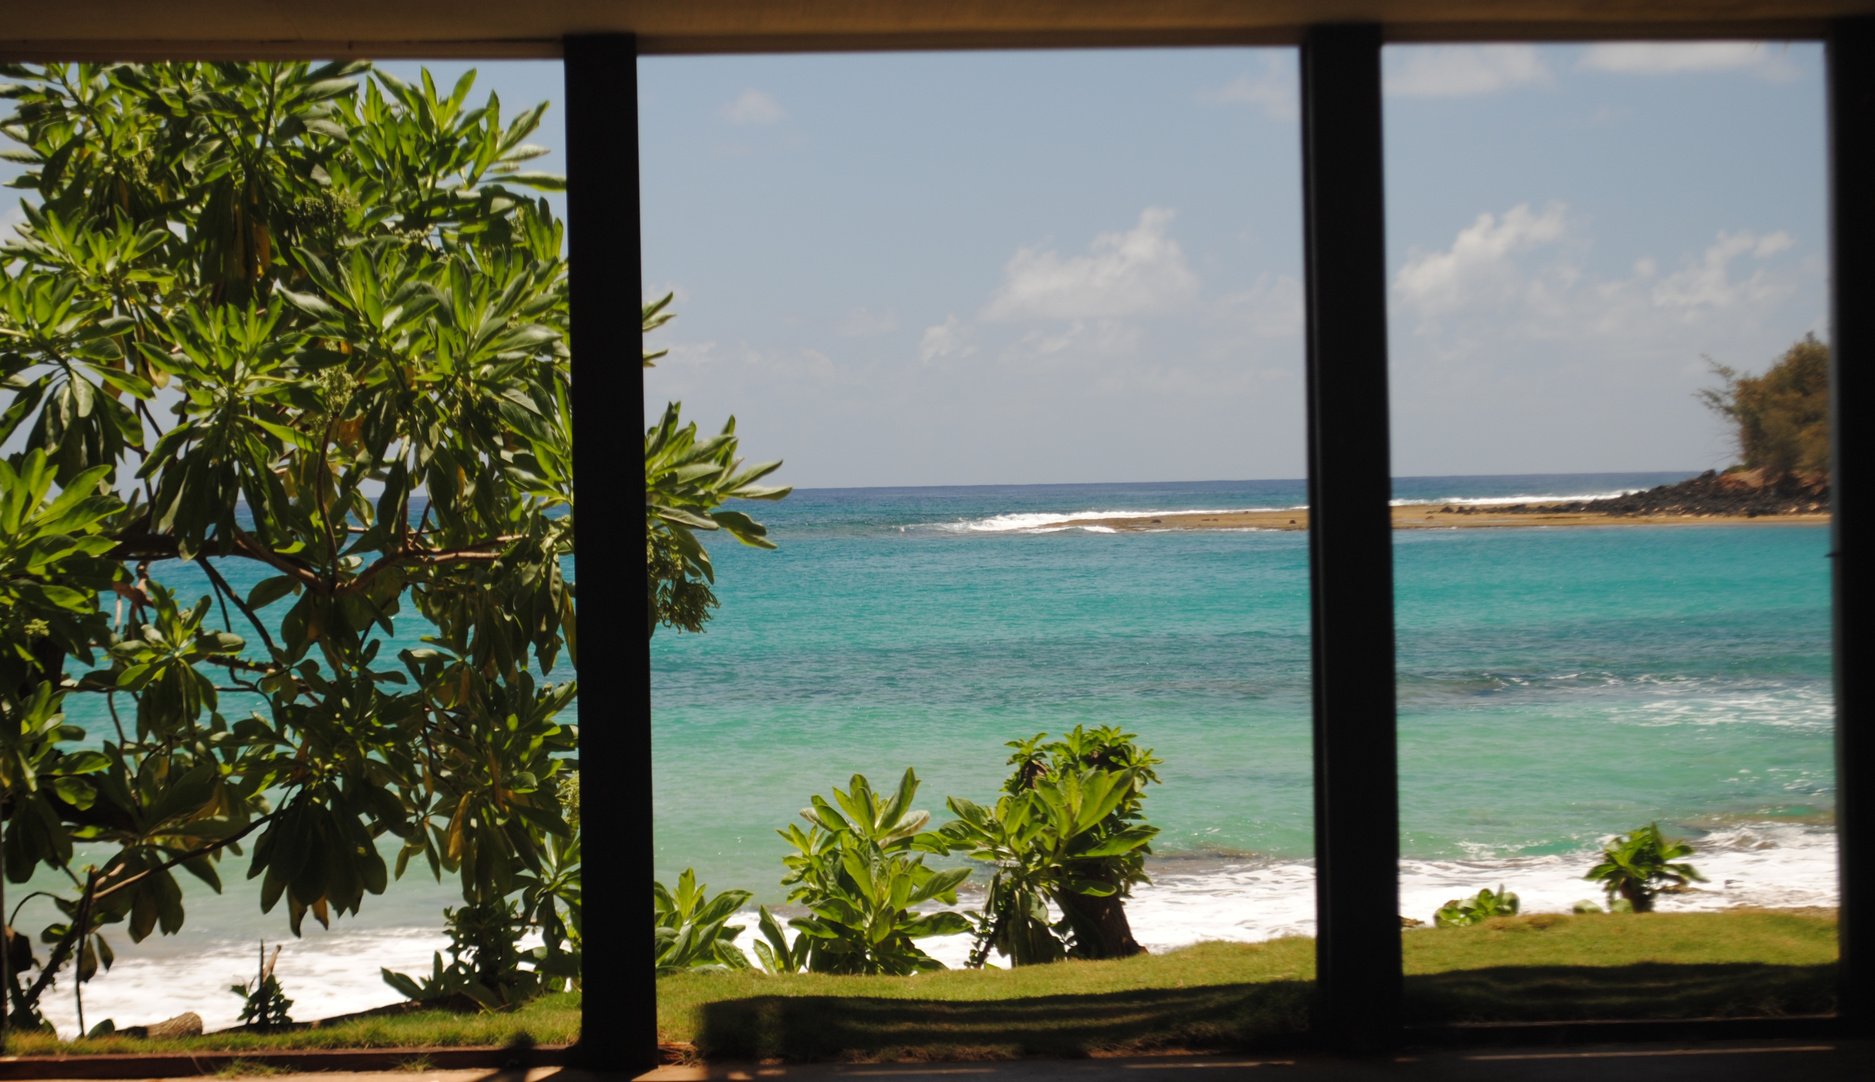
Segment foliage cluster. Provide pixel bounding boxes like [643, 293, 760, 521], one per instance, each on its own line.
[1433, 885, 1519, 928]
[772, 769, 970, 975]
[1700, 333, 1830, 479]
[0, 60, 589, 1035]
[656, 726, 1161, 976]
[1584, 822, 1705, 913]
[942, 727, 1160, 965]
[653, 869, 751, 975]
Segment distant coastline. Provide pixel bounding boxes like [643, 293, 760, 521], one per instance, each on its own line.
[1049, 469, 1830, 532]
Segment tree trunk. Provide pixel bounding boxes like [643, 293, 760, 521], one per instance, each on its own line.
[1056, 891, 1146, 960]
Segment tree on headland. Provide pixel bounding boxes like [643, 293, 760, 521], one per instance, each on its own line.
[0, 61, 582, 1034]
[1699, 333, 1830, 480]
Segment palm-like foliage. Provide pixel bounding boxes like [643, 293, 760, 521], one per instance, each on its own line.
[653, 869, 752, 974]
[942, 726, 1160, 966]
[1585, 823, 1706, 913]
[775, 770, 970, 975]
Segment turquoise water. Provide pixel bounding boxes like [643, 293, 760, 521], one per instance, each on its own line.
[650, 474, 1835, 899]
[39, 472, 1839, 1030]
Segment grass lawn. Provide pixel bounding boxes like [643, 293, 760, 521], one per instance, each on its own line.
[0, 992, 580, 1057]
[658, 908, 1838, 1061]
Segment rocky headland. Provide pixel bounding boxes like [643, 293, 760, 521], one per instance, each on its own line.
[1469, 469, 1829, 519]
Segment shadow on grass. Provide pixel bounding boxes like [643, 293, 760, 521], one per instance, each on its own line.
[696, 980, 1314, 1061]
[1405, 961, 1837, 1024]
[695, 963, 1836, 1062]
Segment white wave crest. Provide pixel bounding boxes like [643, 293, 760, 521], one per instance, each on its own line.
[1390, 489, 1643, 508]
[940, 508, 1295, 533]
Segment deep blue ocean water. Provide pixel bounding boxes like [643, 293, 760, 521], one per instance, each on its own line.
[39, 472, 1840, 1030]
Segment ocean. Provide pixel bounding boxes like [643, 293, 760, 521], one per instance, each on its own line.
[36, 472, 1839, 1032]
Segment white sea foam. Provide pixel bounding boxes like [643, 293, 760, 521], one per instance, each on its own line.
[1632, 688, 1836, 731]
[38, 926, 451, 1038]
[1390, 489, 1643, 508]
[943, 508, 1296, 533]
[944, 490, 1648, 533]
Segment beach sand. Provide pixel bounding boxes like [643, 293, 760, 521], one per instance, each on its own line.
[1056, 506, 1830, 532]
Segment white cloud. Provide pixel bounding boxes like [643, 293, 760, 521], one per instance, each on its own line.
[657, 339, 718, 367]
[720, 89, 786, 125]
[1215, 274, 1303, 339]
[984, 207, 1200, 322]
[1578, 42, 1800, 80]
[1009, 319, 1142, 361]
[773, 347, 836, 381]
[919, 315, 976, 364]
[1385, 45, 1553, 98]
[835, 307, 898, 337]
[1197, 56, 1296, 121]
[1651, 230, 1797, 313]
[1391, 206, 1805, 362]
[1394, 203, 1570, 318]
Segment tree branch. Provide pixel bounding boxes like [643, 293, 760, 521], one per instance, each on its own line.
[196, 556, 283, 658]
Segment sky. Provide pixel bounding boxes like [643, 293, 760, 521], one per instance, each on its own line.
[1, 43, 1830, 488]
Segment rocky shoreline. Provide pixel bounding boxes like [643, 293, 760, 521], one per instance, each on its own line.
[1456, 469, 1830, 519]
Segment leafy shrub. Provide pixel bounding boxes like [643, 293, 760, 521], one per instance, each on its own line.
[1585, 823, 1706, 913]
[941, 726, 1161, 966]
[776, 770, 969, 975]
[651, 869, 753, 974]
[1434, 885, 1520, 927]
[383, 899, 548, 1007]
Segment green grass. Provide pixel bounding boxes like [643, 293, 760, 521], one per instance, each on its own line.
[658, 909, 1839, 1061]
[1402, 907, 1839, 1023]
[0, 992, 579, 1057]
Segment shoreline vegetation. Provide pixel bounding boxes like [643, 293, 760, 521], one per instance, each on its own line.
[1052, 469, 1831, 532]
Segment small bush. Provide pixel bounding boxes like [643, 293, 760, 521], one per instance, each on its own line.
[1434, 885, 1520, 928]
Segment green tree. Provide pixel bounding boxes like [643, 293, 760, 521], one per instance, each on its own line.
[1585, 823, 1705, 914]
[1699, 333, 1831, 480]
[0, 61, 586, 1034]
[941, 726, 1160, 965]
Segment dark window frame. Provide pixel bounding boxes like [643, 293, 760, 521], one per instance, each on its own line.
[566, 24, 1874, 1067]
[1, 11, 1864, 1070]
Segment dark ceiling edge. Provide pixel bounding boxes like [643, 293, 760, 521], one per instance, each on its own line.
[0, 18, 1843, 63]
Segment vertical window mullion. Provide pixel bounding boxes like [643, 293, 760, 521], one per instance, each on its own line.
[1827, 16, 1875, 1034]
[563, 33, 655, 1072]
[1300, 23, 1402, 1048]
